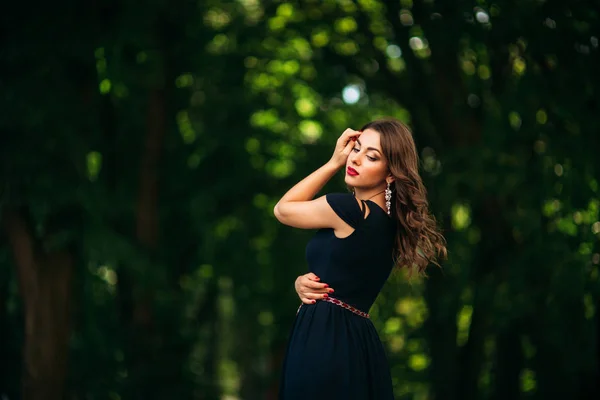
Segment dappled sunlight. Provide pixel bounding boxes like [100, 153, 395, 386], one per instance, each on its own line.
[311, 29, 330, 47]
[204, 7, 232, 30]
[99, 79, 111, 95]
[422, 147, 442, 176]
[175, 73, 194, 88]
[546, 198, 599, 238]
[206, 33, 235, 55]
[456, 305, 473, 347]
[214, 217, 243, 239]
[298, 120, 323, 143]
[334, 16, 358, 34]
[177, 111, 196, 144]
[342, 84, 361, 104]
[386, 44, 402, 58]
[2, 0, 599, 398]
[395, 297, 428, 328]
[294, 98, 317, 117]
[97, 265, 118, 287]
[266, 159, 295, 178]
[520, 369, 536, 393]
[86, 151, 102, 181]
[452, 203, 472, 231]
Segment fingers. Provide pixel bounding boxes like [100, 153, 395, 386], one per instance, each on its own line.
[305, 272, 320, 281]
[300, 290, 332, 304]
[300, 274, 332, 291]
[341, 137, 355, 156]
[306, 280, 331, 291]
[341, 128, 361, 138]
[341, 140, 356, 157]
[296, 273, 335, 306]
[303, 292, 327, 300]
[337, 129, 361, 145]
[298, 283, 334, 296]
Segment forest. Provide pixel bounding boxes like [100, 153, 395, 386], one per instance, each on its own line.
[0, 0, 599, 399]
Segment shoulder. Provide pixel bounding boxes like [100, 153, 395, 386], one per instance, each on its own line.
[326, 192, 361, 208]
[325, 192, 355, 202]
[325, 193, 365, 227]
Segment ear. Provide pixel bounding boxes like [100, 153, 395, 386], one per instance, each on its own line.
[386, 175, 395, 184]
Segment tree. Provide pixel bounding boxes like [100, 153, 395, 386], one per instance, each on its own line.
[1, 1, 598, 399]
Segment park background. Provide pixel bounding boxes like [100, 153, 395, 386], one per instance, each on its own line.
[1, 0, 599, 399]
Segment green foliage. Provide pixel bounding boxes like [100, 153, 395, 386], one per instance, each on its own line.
[1, 0, 599, 399]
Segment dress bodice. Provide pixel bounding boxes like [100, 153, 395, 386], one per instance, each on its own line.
[305, 193, 396, 312]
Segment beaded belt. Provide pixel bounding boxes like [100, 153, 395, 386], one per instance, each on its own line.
[297, 296, 370, 319]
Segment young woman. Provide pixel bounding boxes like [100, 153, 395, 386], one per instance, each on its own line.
[274, 118, 447, 399]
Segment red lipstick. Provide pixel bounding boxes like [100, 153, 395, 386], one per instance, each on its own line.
[347, 167, 359, 176]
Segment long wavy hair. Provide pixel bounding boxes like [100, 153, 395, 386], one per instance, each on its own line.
[361, 118, 447, 276]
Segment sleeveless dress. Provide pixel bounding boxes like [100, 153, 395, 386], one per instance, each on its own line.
[279, 192, 396, 399]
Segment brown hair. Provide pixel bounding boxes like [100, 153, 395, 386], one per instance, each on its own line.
[361, 118, 447, 276]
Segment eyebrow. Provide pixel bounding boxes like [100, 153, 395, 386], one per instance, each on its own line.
[356, 139, 382, 155]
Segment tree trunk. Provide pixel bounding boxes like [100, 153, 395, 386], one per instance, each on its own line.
[492, 325, 524, 400]
[3, 208, 74, 400]
[136, 88, 165, 250]
[457, 282, 492, 400]
[424, 267, 459, 400]
[198, 281, 219, 400]
[0, 255, 16, 398]
[119, 86, 167, 397]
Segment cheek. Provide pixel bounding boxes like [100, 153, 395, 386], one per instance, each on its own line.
[364, 163, 387, 179]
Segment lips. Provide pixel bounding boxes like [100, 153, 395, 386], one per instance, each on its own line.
[347, 167, 359, 176]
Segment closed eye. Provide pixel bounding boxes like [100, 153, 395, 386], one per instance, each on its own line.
[354, 147, 377, 161]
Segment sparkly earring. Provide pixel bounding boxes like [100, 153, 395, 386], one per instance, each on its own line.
[385, 182, 392, 215]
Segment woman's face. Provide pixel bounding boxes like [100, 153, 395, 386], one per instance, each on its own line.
[344, 128, 389, 189]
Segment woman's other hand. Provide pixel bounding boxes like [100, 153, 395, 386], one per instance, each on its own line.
[295, 273, 334, 304]
[328, 128, 361, 169]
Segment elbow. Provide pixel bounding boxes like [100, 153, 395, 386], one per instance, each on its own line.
[273, 203, 283, 222]
[274, 202, 290, 223]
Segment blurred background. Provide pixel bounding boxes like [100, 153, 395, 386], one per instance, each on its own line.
[1, 0, 599, 399]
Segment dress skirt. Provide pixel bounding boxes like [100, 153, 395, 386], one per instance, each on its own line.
[279, 301, 394, 399]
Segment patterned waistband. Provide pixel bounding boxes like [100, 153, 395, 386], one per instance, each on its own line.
[297, 296, 370, 319]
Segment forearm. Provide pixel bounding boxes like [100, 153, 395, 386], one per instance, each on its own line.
[275, 161, 340, 207]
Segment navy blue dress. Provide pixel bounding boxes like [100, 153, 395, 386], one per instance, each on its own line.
[279, 193, 396, 399]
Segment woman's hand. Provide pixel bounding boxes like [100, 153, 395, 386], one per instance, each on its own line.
[295, 273, 334, 304]
[328, 128, 361, 169]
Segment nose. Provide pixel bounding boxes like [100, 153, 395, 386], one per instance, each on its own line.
[350, 153, 361, 166]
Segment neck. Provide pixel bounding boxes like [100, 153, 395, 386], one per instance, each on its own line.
[354, 186, 386, 201]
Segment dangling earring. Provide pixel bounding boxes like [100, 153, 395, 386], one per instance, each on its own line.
[385, 181, 392, 215]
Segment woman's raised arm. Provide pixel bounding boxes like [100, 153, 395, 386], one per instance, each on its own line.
[273, 129, 360, 229]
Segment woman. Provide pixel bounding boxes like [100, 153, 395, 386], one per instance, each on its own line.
[274, 118, 447, 399]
